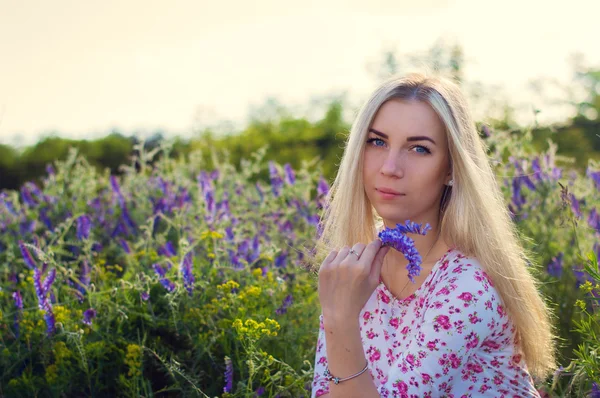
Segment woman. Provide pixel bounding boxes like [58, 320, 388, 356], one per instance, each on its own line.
[310, 73, 556, 397]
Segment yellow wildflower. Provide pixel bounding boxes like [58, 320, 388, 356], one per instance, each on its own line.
[53, 306, 69, 324]
[200, 230, 224, 240]
[45, 364, 58, 384]
[54, 341, 72, 364]
[252, 268, 263, 278]
[217, 280, 240, 292]
[580, 281, 594, 293]
[125, 344, 143, 378]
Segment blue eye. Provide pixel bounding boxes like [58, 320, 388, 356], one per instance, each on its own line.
[412, 145, 431, 154]
[366, 138, 386, 147]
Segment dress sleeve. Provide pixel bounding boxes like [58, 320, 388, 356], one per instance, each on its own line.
[311, 314, 330, 398]
[378, 263, 503, 397]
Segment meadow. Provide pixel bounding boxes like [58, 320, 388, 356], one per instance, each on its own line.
[0, 127, 599, 397]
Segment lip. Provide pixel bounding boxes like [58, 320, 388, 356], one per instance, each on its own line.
[376, 187, 404, 195]
[375, 188, 405, 199]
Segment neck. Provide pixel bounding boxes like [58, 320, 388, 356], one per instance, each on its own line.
[381, 220, 445, 276]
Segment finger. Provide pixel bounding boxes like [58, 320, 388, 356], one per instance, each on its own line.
[335, 246, 351, 263]
[370, 245, 390, 282]
[319, 250, 338, 272]
[357, 239, 383, 265]
[344, 243, 367, 262]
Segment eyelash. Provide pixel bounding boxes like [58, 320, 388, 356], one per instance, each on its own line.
[366, 138, 432, 154]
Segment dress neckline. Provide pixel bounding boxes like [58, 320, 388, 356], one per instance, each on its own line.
[379, 247, 456, 306]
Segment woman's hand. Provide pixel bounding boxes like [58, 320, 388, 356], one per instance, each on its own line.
[318, 239, 390, 325]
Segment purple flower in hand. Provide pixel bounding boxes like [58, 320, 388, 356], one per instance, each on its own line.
[378, 220, 431, 283]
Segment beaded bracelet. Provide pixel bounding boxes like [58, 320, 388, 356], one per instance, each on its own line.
[323, 361, 369, 385]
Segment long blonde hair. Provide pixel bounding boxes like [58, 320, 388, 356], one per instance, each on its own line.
[312, 72, 556, 378]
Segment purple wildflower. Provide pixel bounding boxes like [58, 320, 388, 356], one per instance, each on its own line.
[180, 252, 195, 296]
[255, 182, 265, 203]
[522, 175, 536, 191]
[481, 124, 491, 138]
[511, 178, 526, 210]
[121, 206, 137, 232]
[160, 278, 176, 292]
[570, 194, 582, 219]
[44, 309, 56, 335]
[573, 265, 594, 288]
[152, 263, 167, 278]
[141, 291, 150, 301]
[19, 240, 37, 270]
[19, 219, 37, 236]
[40, 208, 53, 231]
[41, 268, 56, 296]
[1, 193, 17, 216]
[306, 214, 320, 226]
[225, 226, 235, 241]
[378, 221, 431, 283]
[279, 220, 293, 234]
[82, 308, 97, 326]
[276, 294, 293, 315]
[247, 235, 260, 263]
[224, 356, 233, 393]
[256, 386, 265, 396]
[110, 175, 125, 207]
[283, 163, 296, 185]
[198, 171, 216, 223]
[552, 167, 562, 180]
[274, 252, 288, 268]
[77, 260, 91, 299]
[13, 290, 23, 310]
[20, 183, 38, 207]
[591, 382, 600, 398]
[268, 161, 284, 197]
[12, 290, 23, 338]
[587, 167, 600, 191]
[531, 157, 542, 181]
[158, 242, 177, 257]
[228, 249, 242, 269]
[588, 208, 600, 232]
[46, 164, 55, 176]
[547, 252, 564, 278]
[33, 268, 45, 308]
[120, 239, 131, 254]
[77, 214, 92, 240]
[32, 266, 57, 336]
[317, 176, 329, 197]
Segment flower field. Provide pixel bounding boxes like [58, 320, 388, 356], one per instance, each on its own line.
[0, 130, 599, 397]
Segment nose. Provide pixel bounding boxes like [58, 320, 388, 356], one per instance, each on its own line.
[379, 151, 404, 178]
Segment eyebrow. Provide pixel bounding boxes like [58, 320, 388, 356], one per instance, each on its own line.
[368, 128, 437, 145]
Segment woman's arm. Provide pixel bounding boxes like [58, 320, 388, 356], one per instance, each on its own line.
[322, 316, 379, 398]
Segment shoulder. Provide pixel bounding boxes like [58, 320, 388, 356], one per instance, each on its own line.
[432, 249, 496, 293]
[422, 249, 505, 322]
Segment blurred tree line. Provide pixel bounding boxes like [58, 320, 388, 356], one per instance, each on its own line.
[1, 41, 598, 191]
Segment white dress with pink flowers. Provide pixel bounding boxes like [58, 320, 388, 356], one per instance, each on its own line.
[311, 248, 541, 398]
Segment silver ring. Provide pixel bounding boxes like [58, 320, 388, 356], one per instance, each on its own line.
[349, 248, 360, 259]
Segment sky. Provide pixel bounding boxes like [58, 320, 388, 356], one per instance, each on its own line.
[0, 0, 599, 148]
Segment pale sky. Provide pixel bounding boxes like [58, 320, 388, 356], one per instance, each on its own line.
[0, 0, 599, 148]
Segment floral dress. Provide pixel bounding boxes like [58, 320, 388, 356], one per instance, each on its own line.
[311, 248, 540, 397]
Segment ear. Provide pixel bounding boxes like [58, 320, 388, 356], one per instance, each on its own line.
[445, 172, 453, 185]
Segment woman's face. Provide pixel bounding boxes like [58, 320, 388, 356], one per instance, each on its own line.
[362, 99, 452, 227]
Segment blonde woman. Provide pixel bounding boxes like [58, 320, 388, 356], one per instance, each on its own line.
[310, 73, 556, 397]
